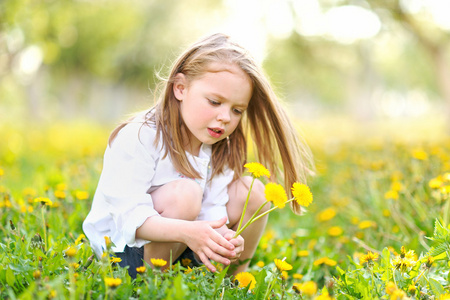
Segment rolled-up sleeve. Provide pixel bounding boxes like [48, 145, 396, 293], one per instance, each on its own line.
[99, 122, 160, 248]
[199, 168, 234, 222]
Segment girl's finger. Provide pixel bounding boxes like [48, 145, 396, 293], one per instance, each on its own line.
[198, 252, 217, 273]
[208, 216, 227, 229]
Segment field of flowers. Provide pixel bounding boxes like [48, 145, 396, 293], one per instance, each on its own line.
[1, 117, 450, 299]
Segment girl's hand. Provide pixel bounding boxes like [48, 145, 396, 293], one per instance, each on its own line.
[223, 230, 244, 263]
[183, 217, 236, 272]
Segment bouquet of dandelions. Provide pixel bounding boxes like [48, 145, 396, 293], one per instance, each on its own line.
[234, 162, 313, 238]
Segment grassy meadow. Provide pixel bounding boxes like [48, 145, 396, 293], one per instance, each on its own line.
[1, 116, 450, 299]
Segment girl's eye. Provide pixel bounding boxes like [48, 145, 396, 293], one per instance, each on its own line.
[208, 99, 220, 106]
[233, 108, 243, 115]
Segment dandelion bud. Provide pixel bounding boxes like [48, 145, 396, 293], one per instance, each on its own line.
[104, 236, 112, 249]
[400, 246, 406, 258]
[425, 256, 435, 269]
[9, 220, 15, 230]
[83, 255, 94, 270]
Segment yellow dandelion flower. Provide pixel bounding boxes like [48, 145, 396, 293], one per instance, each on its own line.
[298, 250, 309, 257]
[407, 284, 416, 293]
[390, 181, 402, 192]
[0, 168, 4, 177]
[184, 266, 193, 274]
[385, 281, 397, 295]
[181, 258, 192, 267]
[65, 246, 77, 257]
[49, 290, 57, 299]
[382, 209, 391, 217]
[441, 185, 450, 195]
[358, 220, 375, 229]
[34, 197, 53, 207]
[412, 149, 428, 160]
[33, 270, 41, 279]
[314, 293, 333, 300]
[392, 254, 416, 272]
[359, 251, 379, 265]
[234, 272, 256, 290]
[281, 271, 288, 280]
[54, 190, 66, 199]
[256, 261, 265, 268]
[104, 277, 122, 288]
[75, 190, 89, 200]
[75, 234, 85, 245]
[70, 262, 80, 269]
[317, 207, 336, 222]
[265, 182, 287, 208]
[429, 177, 443, 189]
[391, 289, 406, 300]
[328, 226, 343, 237]
[110, 257, 122, 264]
[274, 258, 293, 271]
[292, 183, 313, 207]
[136, 266, 146, 274]
[313, 257, 337, 267]
[150, 258, 167, 268]
[444, 173, 450, 182]
[384, 190, 399, 200]
[293, 273, 303, 280]
[325, 258, 337, 266]
[244, 162, 270, 178]
[440, 294, 450, 300]
[294, 281, 317, 296]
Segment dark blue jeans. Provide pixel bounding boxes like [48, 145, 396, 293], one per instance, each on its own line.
[115, 245, 144, 279]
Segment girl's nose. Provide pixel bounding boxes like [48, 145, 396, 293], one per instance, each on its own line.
[217, 108, 231, 123]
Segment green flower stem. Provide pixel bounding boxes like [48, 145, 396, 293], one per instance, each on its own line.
[414, 269, 427, 285]
[233, 200, 269, 238]
[235, 177, 255, 235]
[41, 205, 47, 252]
[234, 198, 296, 237]
[69, 264, 76, 300]
[263, 270, 278, 299]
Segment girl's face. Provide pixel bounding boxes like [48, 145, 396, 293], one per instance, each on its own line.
[174, 63, 252, 155]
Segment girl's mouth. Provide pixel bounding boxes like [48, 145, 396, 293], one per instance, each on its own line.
[208, 128, 224, 138]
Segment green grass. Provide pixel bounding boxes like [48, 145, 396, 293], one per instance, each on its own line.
[1, 118, 450, 299]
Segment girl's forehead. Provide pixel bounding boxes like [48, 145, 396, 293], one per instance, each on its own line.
[204, 62, 243, 75]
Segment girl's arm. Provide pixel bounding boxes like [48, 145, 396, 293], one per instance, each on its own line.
[136, 215, 238, 271]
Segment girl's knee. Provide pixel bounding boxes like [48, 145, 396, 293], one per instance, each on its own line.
[232, 176, 267, 212]
[152, 179, 202, 220]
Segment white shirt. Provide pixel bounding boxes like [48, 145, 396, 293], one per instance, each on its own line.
[83, 114, 234, 258]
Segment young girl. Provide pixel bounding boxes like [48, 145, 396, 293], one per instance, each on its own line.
[83, 33, 313, 278]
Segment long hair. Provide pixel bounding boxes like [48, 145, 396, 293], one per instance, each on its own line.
[110, 33, 314, 214]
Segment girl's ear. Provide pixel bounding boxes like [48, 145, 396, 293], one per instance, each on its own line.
[173, 73, 187, 101]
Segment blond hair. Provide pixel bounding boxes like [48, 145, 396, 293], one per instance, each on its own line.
[110, 33, 314, 214]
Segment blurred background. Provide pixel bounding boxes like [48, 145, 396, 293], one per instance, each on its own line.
[1, 0, 450, 134]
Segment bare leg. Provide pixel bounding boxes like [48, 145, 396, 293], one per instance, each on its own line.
[143, 179, 202, 269]
[227, 176, 269, 274]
